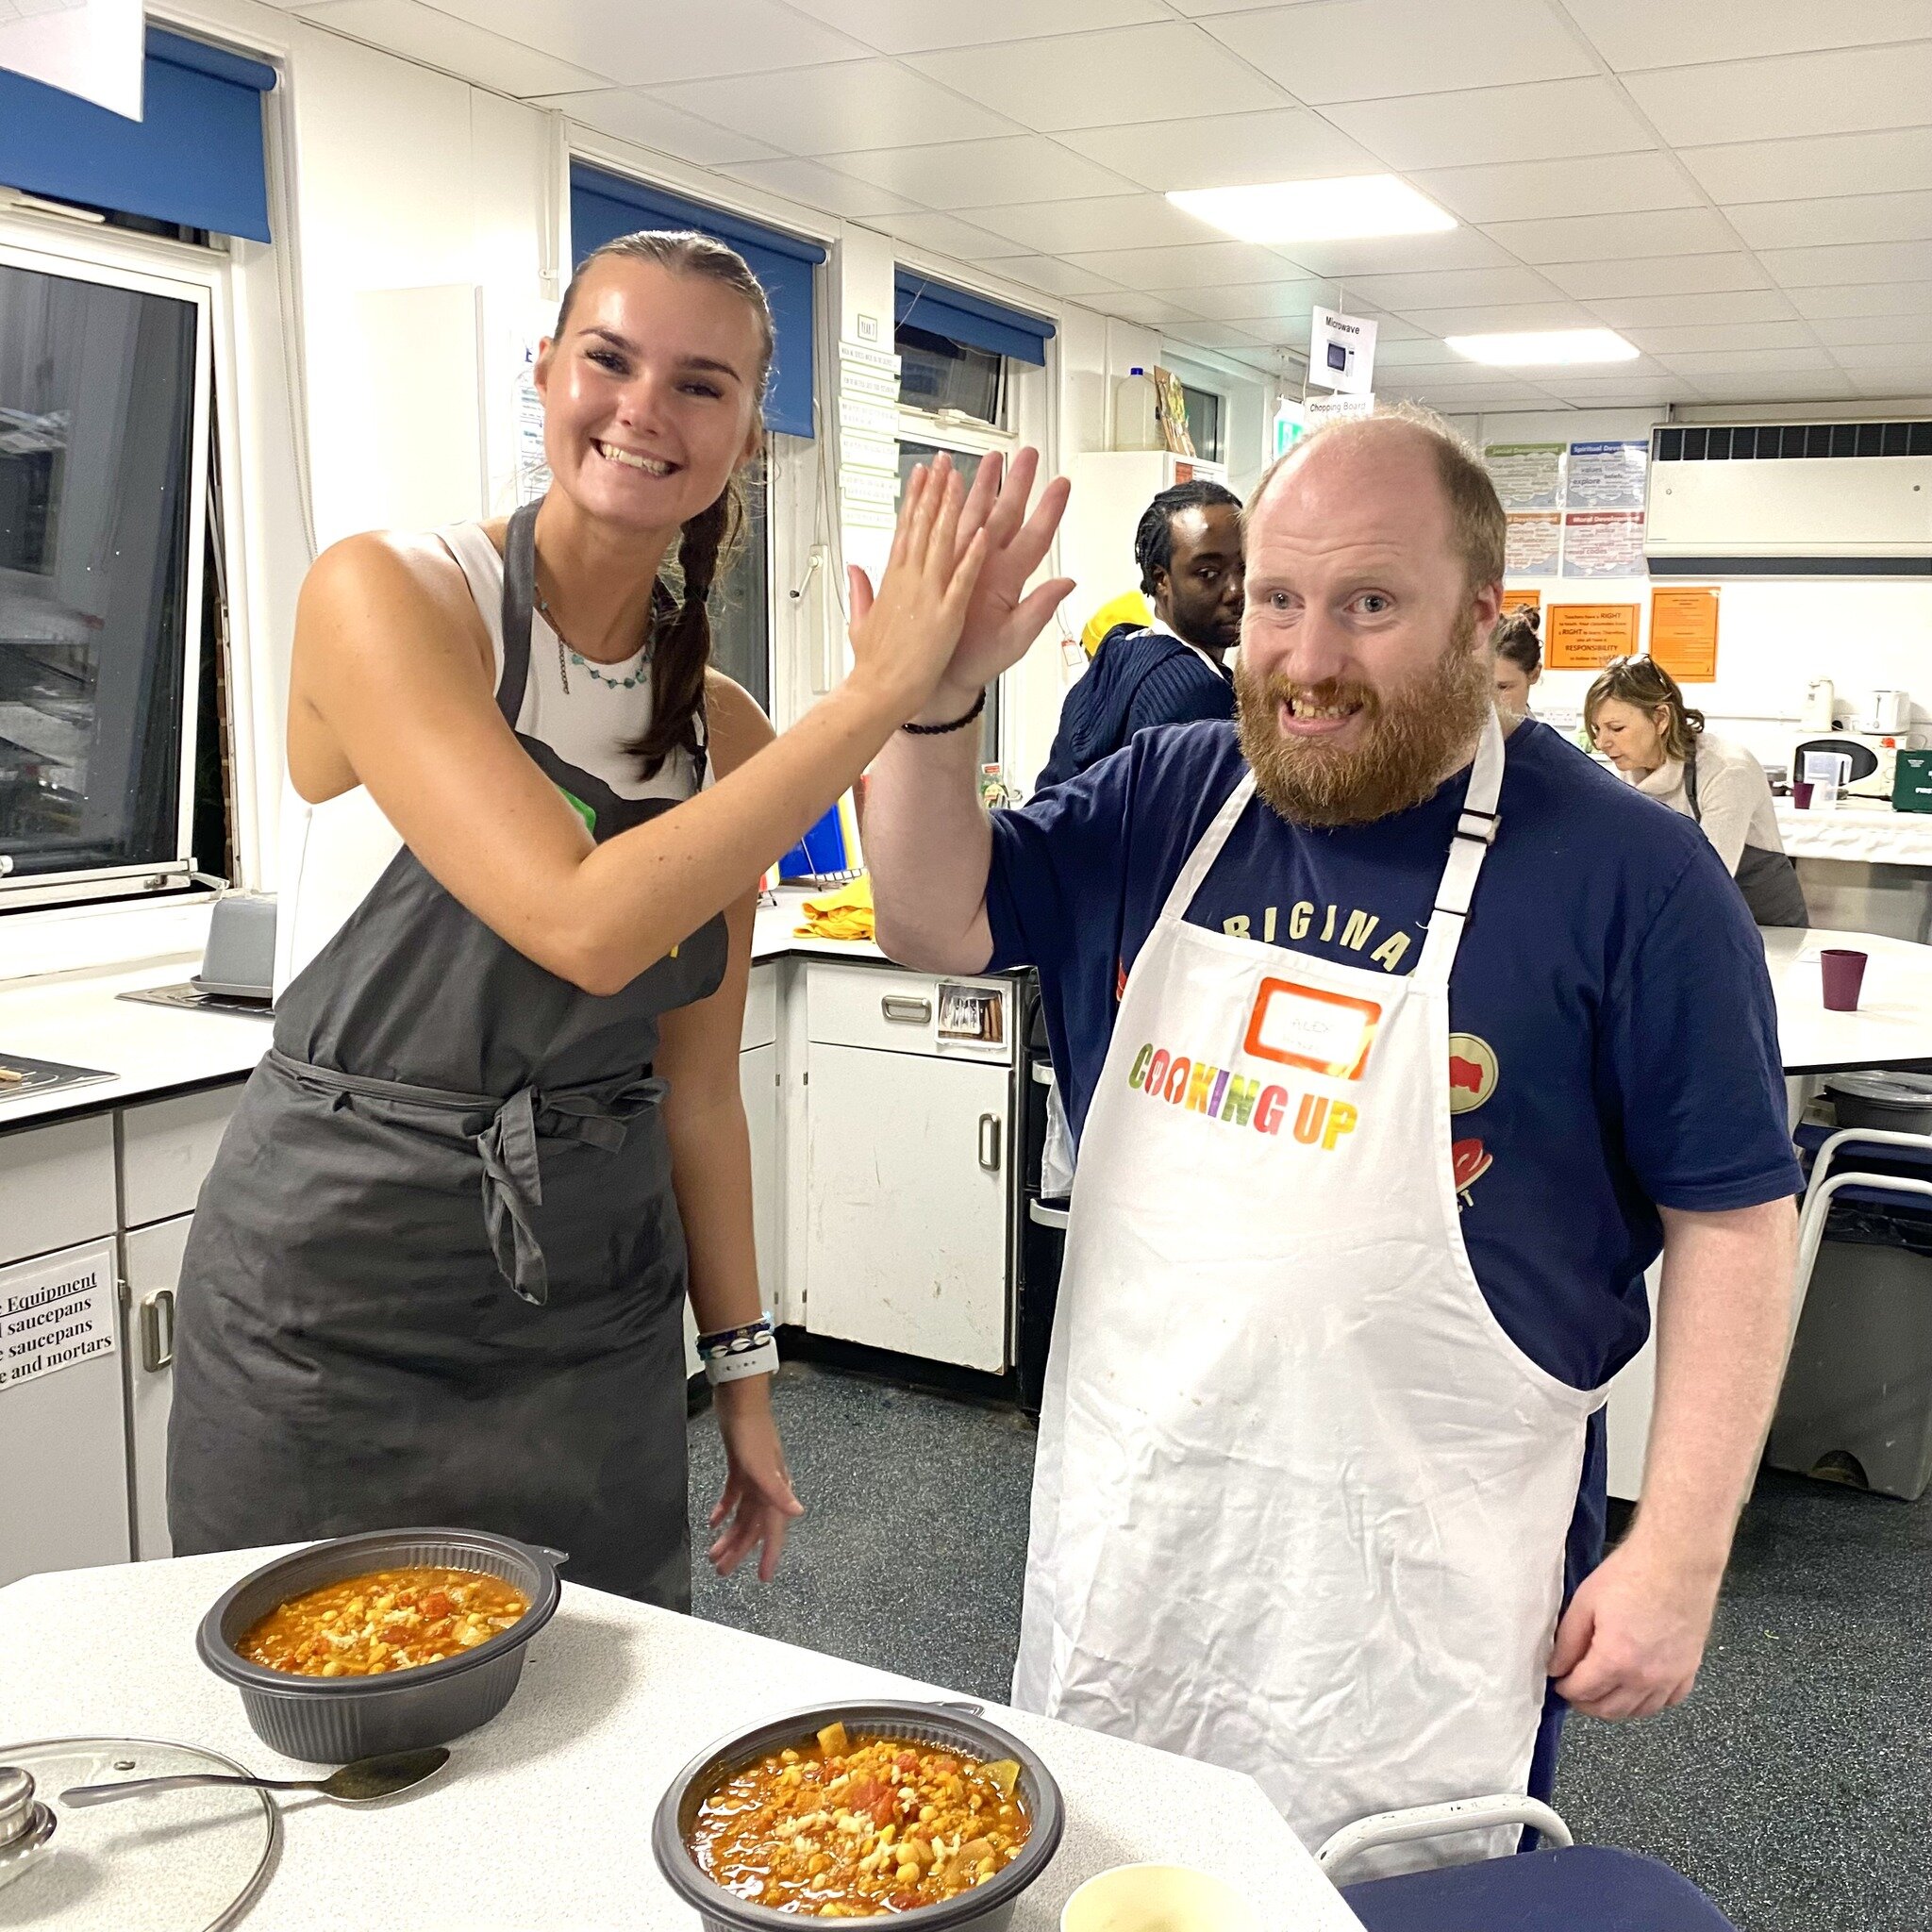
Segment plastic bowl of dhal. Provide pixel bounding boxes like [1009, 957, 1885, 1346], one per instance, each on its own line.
[654, 1699, 1065, 1932]
[197, 1526, 564, 1762]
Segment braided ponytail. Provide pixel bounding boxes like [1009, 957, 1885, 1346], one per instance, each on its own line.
[629, 478, 746, 780]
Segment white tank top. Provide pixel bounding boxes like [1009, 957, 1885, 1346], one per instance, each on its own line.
[275, 523, 708, 999]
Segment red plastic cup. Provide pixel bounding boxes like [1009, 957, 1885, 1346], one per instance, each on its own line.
[1821, 948, 1868, 1012]
[1791, 780, 1814, 808]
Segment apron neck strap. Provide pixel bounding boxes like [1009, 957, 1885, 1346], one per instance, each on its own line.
[1415, 706, 1505, 988]
[497, 501, 540, 729]
[1158, 769, 1257, 926]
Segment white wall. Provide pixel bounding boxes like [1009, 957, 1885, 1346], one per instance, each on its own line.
[1446, 404, 1932, 770]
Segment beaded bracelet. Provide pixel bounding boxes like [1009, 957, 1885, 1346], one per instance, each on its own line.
[697, 1312, 779, 1385]
[901, 689, 987, 736]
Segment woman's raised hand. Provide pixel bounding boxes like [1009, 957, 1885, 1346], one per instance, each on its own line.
[845, 457, 991, 724]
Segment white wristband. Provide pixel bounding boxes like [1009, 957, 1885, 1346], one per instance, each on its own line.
[700, 1319, 779, 1385]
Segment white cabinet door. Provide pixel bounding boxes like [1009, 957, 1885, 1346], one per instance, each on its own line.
[0, 1115, 116, 1269]
[0, 1239, 129, 1586]
[118, 1085, 241, 1228]
[805, 1044, 1008, 1372]
[121, 1213, 190, 1560]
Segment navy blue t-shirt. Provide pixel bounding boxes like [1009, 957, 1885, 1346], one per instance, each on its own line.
[989, 716, 1801, 1393]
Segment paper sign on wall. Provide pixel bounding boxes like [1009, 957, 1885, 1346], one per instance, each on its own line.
[1504, 512, 1561, 577]
[1650, 587, 1720, 683]
[1501, 589, 1542, 618]
[2, 1241, 117, 1393]
[1546, 604, 1640, 672]
[1303, 391, 1374, 427]
[1307, 308, 1377, 395]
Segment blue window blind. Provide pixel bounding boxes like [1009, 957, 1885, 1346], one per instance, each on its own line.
[0, 27, 276, 242]
[569, 162, 825, 441]
[893, 272, 1054, 367]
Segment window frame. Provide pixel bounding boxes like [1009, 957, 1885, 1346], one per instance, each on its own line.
[1179, 380, 1227, 467]
[0, 224, 217, 914]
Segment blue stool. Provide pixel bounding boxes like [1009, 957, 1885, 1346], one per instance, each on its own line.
[1320, 1796, 1737, 1931]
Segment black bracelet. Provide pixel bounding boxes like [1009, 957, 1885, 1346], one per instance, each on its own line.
[901, 689, 987, 736]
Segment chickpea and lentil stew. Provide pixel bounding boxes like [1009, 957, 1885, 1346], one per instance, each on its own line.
[691, 1723, 1030, 1917]
[237, 1565, 528, 1676]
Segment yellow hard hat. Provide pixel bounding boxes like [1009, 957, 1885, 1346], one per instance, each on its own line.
[1080, 590, 1154, 658]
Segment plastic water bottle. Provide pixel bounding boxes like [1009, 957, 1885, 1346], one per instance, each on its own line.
[1113, 368, 1162, 451]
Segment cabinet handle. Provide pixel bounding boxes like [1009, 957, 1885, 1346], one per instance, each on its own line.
[978, 1113, 1002, 1173]
[140, 1288, 175, 1374]
[881, 995, 933, 1024]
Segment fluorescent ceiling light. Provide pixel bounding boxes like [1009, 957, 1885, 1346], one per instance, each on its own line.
[1167, 174, 1456, 244]
[1446, 328, 1640, 366]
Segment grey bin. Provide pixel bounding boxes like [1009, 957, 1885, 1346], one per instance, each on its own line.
[1769, 1200, 1932, 1502]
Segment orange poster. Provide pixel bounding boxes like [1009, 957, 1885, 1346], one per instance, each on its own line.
[1501, 588, 1541, 618]
[1650, 587, 1720, 683]
[1547, 603, 1640, 672]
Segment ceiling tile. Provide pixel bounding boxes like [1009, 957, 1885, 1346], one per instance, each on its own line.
[1758, 239, 1932, 287]
[1788, 281, 1932, 319]
[1204, 0, 1592, 105]
[952, 193, 1219, 256]
[1482, 207, 1737, 265]
[1582, 288, 1800, 327]
[1371, 338, 1480, 368]
[427, 0, 868, 85]
[1542, 253, 1772, 300]
[1830, 341, 1932, 369]
[652, 60, 1018, 155]
[1333, 266, 1570, 308]
[1407, 152, 1700, 225]
[1623, 319, 1821, 354]
[981, 255, 1130, 299]
[905, 23, 1286, 134]
[1852, 375, 1932, 399]
[533, 89, 779, 165]
[1325, 78, 1658, 173]
[1565, 0, 1932, 71]
[1810, 310, 1932, 344]
[1274, 228, 1518, 280]
[1142, 278, 1333, 323]
[777, 0, 1168, 54]
[715, 157, 920, 220]
[858, 209, 1026, 259]
[1091, 291, 1214, 329]
[1724, 191, 1932, 252]
[1688, 371, 1858, 401]
[1058, 108, 1379, 194]
[1624, 43, 1932, 148]
[1393, 299, 1601, 334]
[296, 0, 614, 92]
[1065, 239, 1305, 288]
[1653, 345, 1845, 376]
[825, 136, 1140, 208]
[1167, 321, 1275, 350]
[1680, 127, 1932, 208]
[1391, 380, 1564, 409]
[1526, 377, 1685, 403]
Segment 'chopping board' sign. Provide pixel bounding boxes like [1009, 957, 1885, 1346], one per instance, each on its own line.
[2, 1241, 117, 1391]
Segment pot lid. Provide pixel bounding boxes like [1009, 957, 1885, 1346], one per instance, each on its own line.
[1824, 1071, 1932, 1108]
[0, 1738, 277, 1930]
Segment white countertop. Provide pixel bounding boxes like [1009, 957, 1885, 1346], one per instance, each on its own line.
[1775, 800, 1932, 867]
[0, 1548, 1362, 1932]
[1764, 926, 1932, 1074]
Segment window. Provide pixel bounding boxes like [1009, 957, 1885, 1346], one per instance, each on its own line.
[896, 325, 1005, 426]
[705, 445, 772, 715]
[0, 246, 210, 902]
[896, 441, 998, 772]
[1181, 384, 1224, 466]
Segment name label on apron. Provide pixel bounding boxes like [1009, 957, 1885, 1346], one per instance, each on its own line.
[1244, 976, 1384, 1080]
[1, 1241, 118, 1391]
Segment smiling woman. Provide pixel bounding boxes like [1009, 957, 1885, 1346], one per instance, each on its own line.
[164, 227, 1032, 1610]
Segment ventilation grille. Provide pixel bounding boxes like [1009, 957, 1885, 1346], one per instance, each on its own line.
[1655, 422, 1932, 461]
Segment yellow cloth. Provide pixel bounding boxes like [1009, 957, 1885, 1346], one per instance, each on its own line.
[1081, 590, 1153, 658]
[794, 874, 874, 943]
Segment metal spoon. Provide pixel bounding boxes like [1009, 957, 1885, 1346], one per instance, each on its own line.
[60, 1747, 450, 1809]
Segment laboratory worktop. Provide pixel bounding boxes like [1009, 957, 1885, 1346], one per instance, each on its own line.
[1775, 799, 1932, 868]
[0, 1547, 1362, 1932]
[0, 890, 951, 1132]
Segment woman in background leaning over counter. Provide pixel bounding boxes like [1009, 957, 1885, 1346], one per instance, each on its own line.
[1490, 607, 1541, 717]
[168, 230, 1014, 1605]
[1587, 656, 1808, 928]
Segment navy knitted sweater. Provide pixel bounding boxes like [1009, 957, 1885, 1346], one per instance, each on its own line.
[1037, 624, 1236, 791]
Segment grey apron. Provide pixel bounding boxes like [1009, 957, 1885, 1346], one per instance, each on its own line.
[167, 504, 726, 1605]
[1686, 745, 1810, 929]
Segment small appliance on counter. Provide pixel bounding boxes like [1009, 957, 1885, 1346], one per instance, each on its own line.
[1792, 731, 1926, 806]
[118, 891, 276, 1016]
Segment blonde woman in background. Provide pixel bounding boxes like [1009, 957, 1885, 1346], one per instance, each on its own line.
[1587, 656, 1807, 928]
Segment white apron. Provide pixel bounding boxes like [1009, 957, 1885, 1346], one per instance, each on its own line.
[1013, 711, 1601, 1874]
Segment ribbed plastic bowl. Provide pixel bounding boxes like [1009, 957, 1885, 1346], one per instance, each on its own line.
[197, 1527, 563, 1763]
[654, 1700, 1064, 1932]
